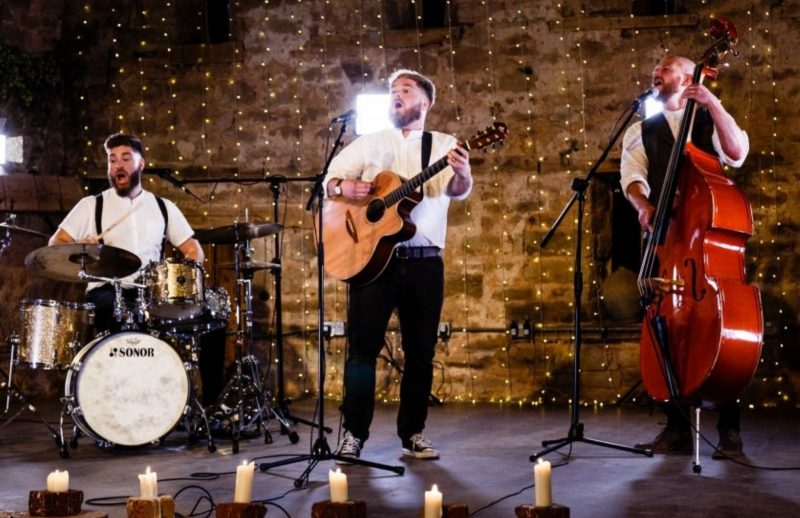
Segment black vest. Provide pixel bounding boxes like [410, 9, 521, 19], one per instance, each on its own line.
[642, 108, 717, 204]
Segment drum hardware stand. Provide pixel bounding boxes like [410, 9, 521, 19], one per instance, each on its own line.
[0, 333, 66, 456]
[265, 176, 332, 435]
[530, 94, 653, 461]
[259, 118, 404, 487]
[175, 334, 217, 453]
[210, 234, 298, 453]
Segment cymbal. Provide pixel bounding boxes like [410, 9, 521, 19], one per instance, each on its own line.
[194, 222, 282, 244]
[220, 260, 281, 273]
[0, 221, 48, 238]
[25, 243, 142, 283]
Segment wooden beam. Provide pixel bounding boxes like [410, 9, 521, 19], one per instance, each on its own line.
[548, 14, 699, 32]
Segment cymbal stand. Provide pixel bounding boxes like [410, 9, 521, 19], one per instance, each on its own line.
[212, 235, 297, 453]
[259, 118, 404, 487]
[0, 333, 65, 455]
[265, 176, 331, 434]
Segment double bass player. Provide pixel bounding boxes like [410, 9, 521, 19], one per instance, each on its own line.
[620, 54, 751, 459]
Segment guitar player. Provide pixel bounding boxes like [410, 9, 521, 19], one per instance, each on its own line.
[324, 69, 472, 463]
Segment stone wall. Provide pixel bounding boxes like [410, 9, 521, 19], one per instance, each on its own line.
[1, 0, 798, 407]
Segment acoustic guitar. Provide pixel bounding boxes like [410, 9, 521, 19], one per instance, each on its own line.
[321, 122, 508, 286]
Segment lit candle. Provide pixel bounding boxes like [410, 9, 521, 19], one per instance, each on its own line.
[328, 468, 348, 503]
[138, 466, 158, 499]
[534, 458, 552, 507]
[46, 470, 69, 493]
[233, 461, 255, 504]
[424, 484, 442, 518]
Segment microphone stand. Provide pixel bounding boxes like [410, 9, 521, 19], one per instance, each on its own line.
[259, 119, 404, 487]
[531, 96, 654, 461]
[262, 174, 332, 435]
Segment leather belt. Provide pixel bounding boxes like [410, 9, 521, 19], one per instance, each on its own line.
[394, 246, 441, 259]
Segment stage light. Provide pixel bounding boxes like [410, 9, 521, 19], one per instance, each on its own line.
[355, 94, 392, 136]
[643, 97, 664, 119]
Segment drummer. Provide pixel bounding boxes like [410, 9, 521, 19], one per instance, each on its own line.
[49, 133, 204, 333]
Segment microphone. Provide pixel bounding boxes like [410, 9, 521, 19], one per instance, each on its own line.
[331, 109, 357, 123]
[634, 87, 656, 103]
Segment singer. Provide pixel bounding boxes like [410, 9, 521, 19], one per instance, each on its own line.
[619, 55, 750, 459]
[323, 69, 472, 464]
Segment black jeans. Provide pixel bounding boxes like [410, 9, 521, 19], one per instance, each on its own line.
[341, 254, 444, 444]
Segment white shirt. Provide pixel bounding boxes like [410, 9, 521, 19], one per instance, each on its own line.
[620, 108, 749, 199]
[324, 128, 470, 249]
[58, 188, 195, 288]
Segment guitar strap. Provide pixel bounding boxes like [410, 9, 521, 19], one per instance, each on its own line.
[420, 131, 432, 197]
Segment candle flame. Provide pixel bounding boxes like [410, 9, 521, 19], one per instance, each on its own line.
[145, 466, 151, 474]
[431, 484, 438, 492]
[537, 458, 544, 465]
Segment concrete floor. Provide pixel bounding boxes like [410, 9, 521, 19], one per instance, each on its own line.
[1, 396, 799, 518]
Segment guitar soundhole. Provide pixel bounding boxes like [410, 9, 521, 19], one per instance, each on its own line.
[366, 199, 386, 223]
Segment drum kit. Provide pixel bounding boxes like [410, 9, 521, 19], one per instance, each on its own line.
[1, 214, 290, 457]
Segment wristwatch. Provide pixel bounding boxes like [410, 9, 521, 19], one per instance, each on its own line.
[332, 178, 344, 198]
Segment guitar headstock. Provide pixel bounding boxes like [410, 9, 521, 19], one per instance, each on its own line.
[465, 122, 509, 151]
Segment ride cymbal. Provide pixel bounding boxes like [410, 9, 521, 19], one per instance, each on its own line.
[25, 243, 142, 282]
[194, 222, 282, 244]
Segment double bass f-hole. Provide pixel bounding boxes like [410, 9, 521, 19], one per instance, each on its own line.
[683, 257, 706, 302]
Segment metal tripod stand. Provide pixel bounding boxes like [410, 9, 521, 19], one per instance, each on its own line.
[1, 334, 65, 455]
[530, 94, 654, 461]
[210, 231, 298, 453]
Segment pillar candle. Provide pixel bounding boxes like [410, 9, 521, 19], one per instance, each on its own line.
[234, 461, 255, 504]
[424, 484, 442, 518]
[138, 466, 158, 499]
[534, 458, 552, 507]
[328, 468, 348, 503]
[46, 470, 69, 493]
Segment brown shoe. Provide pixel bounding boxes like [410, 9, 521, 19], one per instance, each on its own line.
[712, 430, 743, 460]
[635, 426, 692, 454]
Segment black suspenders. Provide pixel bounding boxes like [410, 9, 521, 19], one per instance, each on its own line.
[94, 193, 169, 260]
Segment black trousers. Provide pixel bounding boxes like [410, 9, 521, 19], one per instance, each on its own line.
[341, 254, 444, 444]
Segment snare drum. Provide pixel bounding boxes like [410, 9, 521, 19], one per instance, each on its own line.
[64, 332, 189, 446]
[17, 299, 94, 369]
[145, 259, 205, 322]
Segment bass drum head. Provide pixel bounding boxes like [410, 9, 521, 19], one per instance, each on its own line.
[66, 332, 189, 446]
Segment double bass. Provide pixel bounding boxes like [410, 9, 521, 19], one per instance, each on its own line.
[637, 18, 763, 408]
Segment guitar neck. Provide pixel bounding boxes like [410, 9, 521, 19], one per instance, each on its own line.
[383, 155, 450, 208]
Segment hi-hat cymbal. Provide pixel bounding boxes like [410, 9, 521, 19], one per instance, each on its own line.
[194, 222, 282, 244]
[25, 243, 142, 283]
[219, 260, 281, 273]
[0, 221, 48, 238]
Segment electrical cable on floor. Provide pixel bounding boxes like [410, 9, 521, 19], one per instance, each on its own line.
[83, 467, 305, 518]
[468, 459, 569, 516]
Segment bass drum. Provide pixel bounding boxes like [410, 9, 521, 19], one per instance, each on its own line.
[65, 332, 189, 446]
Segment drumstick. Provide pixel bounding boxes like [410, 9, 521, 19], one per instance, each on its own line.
[96, 205, 138, 241]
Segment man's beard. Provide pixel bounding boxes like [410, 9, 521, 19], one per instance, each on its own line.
[110, 165, 142, 197]
[389, 101, 423, 128]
